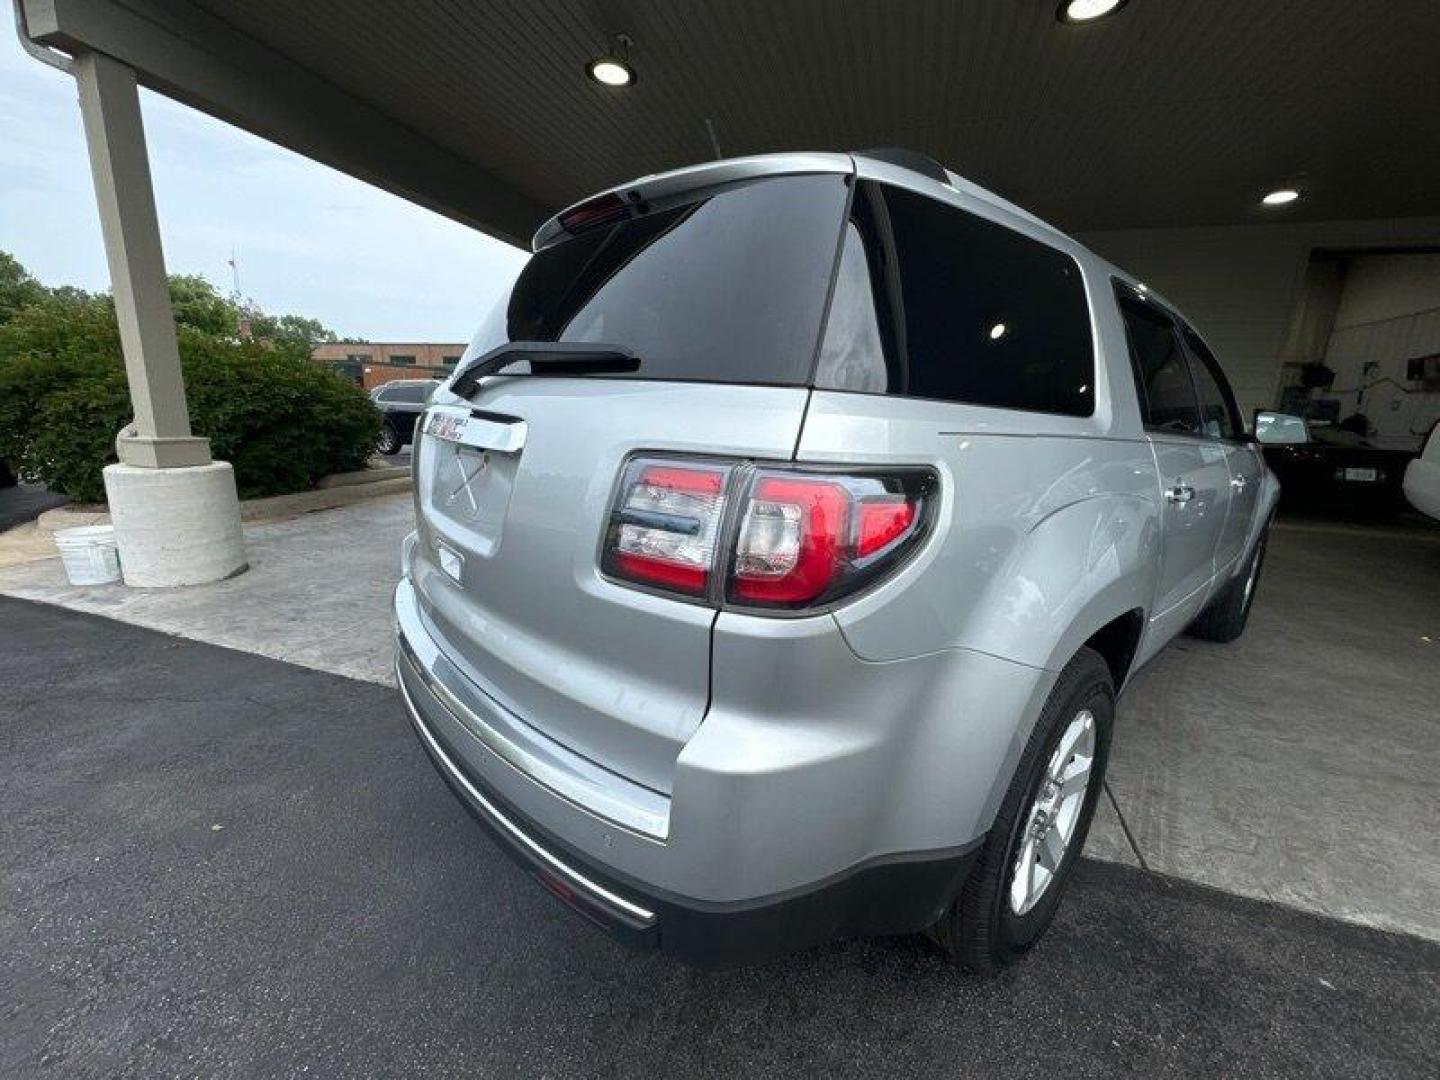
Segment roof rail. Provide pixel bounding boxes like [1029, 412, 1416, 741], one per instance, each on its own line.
[853, 147, 950, 185]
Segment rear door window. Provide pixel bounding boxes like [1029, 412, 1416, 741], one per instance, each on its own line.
[480, 174, 850, 386]
[1117, 294, 1201, 436]
[1179, 326, 1240, 440]
[816, 181, 1095, 416]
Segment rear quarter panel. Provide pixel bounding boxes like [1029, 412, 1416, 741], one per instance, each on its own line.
[796, 394, 1160, 675]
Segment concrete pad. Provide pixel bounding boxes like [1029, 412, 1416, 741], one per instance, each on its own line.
[1083, 784, 1142, 868]
[0, 523, 69, 569]
[1107, 520, 1440, 941]
[0, 493, 413, 685]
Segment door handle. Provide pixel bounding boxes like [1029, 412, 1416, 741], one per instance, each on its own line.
[1230, 475, 1248, 491]
[1165, 484, 1195, 505]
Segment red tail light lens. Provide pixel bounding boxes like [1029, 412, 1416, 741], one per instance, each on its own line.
[729, 469, 933, 610]
[857, 499, 917, 557]
[602, 457, 935, 611]
[732, 477, 848, 604]
[603, 458, 731, 596]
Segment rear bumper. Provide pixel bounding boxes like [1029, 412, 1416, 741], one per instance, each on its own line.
[397, 634, 977, 966]
[393, 571, 1045, 964]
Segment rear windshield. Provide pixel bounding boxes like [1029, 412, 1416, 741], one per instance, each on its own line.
[471, 174, 850, 385]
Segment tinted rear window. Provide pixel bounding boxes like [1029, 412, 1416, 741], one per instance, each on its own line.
[476, 175, 850, 385]
[1117, 295, 1200, 435]
[815, 182, 1095, 416]
[381, 383, 430, 403]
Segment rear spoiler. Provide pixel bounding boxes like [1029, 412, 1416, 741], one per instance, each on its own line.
[531, 152, 854, 252]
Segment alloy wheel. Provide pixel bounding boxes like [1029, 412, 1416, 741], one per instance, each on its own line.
[1009, 708, 1096, 915]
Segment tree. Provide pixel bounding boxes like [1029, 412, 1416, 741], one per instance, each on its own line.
[1, 253, 342, 351]
[167, 274, 241, 338]
[165, 273, 340, 353]
[250, 311, 338, 353]
[0, 253, 48, 327]
[0, 251, 375, 502]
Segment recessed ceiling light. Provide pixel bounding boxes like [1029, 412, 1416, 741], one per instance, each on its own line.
[1058, 0, 1128, 23]
[1261, 188, 1302, 207]
[588, 59, 633, 86]
[988, 322, 1008, 340]
[587, 34, 636, 87]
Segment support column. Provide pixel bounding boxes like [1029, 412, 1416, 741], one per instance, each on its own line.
[74, 51, 246, 586]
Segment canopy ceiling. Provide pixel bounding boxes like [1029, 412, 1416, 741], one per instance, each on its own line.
[22, 0, 1440, 246]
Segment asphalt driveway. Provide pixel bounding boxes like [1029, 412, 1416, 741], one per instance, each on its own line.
[0, 482, 66, 532]
[3, 597, 1437, 1078]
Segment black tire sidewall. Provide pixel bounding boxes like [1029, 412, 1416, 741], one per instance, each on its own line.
[954, 650, 1114, 967]
[995, 678, 1113, 951]
[1240, 532, 1267, 621]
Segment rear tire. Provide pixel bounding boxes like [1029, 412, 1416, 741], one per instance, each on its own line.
[1188, 528, 1268, 643]
[376, 421, 403, 456]
[929, 647, 1114, 973]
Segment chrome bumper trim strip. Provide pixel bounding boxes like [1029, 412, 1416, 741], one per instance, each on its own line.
[392, 581, 671, 841]
[396, 656, 657, 927]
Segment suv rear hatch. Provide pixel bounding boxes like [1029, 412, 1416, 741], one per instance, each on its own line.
[410, 160, 853, 797]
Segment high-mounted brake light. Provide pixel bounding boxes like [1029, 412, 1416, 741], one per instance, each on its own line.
[601, 457, 936, 612]
[559, 192, 629, 234]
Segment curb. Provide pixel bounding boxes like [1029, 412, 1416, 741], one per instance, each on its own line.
[35, 469, 411, 534]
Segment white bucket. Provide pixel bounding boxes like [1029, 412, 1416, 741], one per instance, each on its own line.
[54, 524, 122, 586]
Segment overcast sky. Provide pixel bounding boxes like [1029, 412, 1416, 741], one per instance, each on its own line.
[0, 31, 526, 342]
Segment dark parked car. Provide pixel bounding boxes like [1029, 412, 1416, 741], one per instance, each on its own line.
[1255, 411, 1414, 515]
[371, 379, 441, 455]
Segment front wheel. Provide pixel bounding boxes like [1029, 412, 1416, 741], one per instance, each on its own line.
[376, 421, 403, 456]
[1188, 528, 1268, 643]
[929, 647, 1113, 972]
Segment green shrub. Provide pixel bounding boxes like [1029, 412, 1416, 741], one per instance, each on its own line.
[0, 297, 379, 503]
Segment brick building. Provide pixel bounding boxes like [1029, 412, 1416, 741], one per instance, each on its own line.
[311, 342, 466, 391]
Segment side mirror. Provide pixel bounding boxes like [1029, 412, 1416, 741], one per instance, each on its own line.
[1253, 410, 1311, 445]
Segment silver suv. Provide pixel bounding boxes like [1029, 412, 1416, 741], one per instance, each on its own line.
[394, 151, 1277, 970]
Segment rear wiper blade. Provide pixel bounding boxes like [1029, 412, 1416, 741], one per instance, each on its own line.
[452, 342, 640, 396]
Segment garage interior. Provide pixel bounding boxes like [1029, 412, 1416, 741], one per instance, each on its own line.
[5, 0, 1438, 1065]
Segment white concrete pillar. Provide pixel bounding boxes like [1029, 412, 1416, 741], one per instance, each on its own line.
[73, 51, 246, 585]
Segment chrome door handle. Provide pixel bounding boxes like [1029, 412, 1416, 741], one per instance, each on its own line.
[1165, 484, 1195, 505]
[1230, 476, 1248, 491]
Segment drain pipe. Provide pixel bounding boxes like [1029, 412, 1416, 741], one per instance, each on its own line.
[12, 0, 73, 74]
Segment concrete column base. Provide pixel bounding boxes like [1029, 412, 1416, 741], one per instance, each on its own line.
[103, 462, 248, 587]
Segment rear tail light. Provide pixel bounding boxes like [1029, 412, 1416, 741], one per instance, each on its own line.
[603, 458, 732, 596]
[603, 456, 935, 612]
